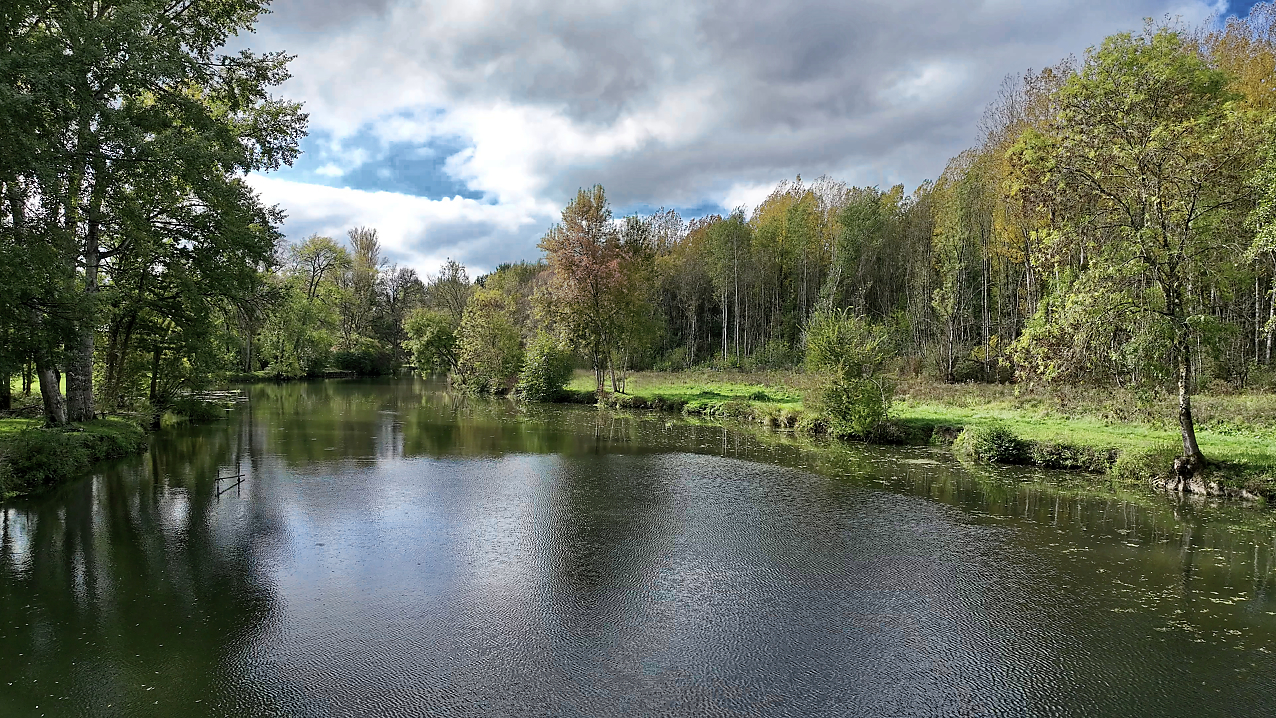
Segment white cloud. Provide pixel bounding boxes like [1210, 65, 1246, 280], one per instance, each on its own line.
[246, 0, 1230, 265]
[247, 175, 556, 276]
[721, 182, 778, 216]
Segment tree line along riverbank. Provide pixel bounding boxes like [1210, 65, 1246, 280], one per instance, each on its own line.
[10, 8, 1276, 501]
[4, 368, 1275, 503]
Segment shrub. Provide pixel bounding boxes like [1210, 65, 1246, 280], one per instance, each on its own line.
[332, 340, 394, 376]
[653, 346, 692, 372]
[404, 308, 459, 372]
[1110, 443, 1181, 483]
[2, 430, 89, 491]
[517, 334, 575, 401]
[744, 339, 796, 370]
[805, 309, 894, 379]
[0, 420, 145, 495]
[954, 423, 1028, 464]
[820, 377, 894, 440]
[168, 397, 225, 423]
[1030, 441, 1115, 473]
[452, 288, 524, 394]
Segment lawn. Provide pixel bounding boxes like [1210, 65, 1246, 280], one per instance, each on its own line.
[566, 369, 807, 407]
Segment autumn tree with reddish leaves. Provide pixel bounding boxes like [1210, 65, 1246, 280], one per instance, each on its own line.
[537, 185, 642, 395]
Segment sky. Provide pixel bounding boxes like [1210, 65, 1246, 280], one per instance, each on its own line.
[240, 0, 1261, 277]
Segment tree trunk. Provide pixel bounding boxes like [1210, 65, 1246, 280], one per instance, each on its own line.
[1175, 329, 1206, 480]
[0, 371, 10, 411]
[29, 308, 67, 426]
[36, 360, 65, 427]
[66, 188, 103, 422]
[1267, 275, 1275, 363]
[149, 346, 162, 405]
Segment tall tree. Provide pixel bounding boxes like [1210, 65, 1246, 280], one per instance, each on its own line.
[1011, 27, 1254, 476]
[538, 185, 636, 395]
[3, 0, 305, 423]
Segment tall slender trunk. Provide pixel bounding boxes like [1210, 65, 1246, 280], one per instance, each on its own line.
[1267, 275, 1275, 363]
[1256, 275, 1262, 365]
[31, 310, 66, 426]
[733, 255, 740, 362]
[67, 173, 104, 422]
[149, 346, 162, 405]
[720, 290, 726, 360]
[105, 310, 138, 410]
[0, 371, 10, 411]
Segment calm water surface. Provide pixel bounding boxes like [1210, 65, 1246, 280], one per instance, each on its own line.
[4, 378, 1276, 717]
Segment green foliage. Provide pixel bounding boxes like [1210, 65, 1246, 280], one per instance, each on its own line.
[954, 423, 1029, 464]
[517, 334, 576, 401]
[1111, 443, 1182, 483]
[0, 420, 145, 496]
[2, 431, 89, 492]
[743, 339, 797, 371]
[453, 289, 524, 394]
[405, 308, 459, 373]
[168, 397, 226, 424]
[804, 310, 894, 379]
[820, 378, 894, 440]
[332, 339, 394, 376]
[1029, 442, 1115, 473]
[804, 310, 896, 439]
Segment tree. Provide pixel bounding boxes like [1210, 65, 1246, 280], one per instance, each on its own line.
[404, 308, 459, 373]
[805, 309, 895, 438]
[1011, 27, 1254, 476]
[290, 235, 349, 302]
[538, 185, 638, 395]
[426, 259, 473, 318]
[337, 227, 386, 350]
[1, 0, 305, 423]
[453, 288, 523, 394]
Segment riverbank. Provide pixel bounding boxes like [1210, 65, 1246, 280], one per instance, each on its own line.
[0, 417, 148, 499]
[561, 370, 1276, 501]
[0, 386, 239, 499]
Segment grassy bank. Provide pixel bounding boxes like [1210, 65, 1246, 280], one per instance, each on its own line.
[1, 382, 235, 499]
[562, 370, 1276, 500]
[0, 418, 148, 499]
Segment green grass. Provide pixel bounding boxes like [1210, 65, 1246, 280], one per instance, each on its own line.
[561, 369, 1276, 495]
[8, 373, 65, 395]
[0, 417, 147, 498]
[566, 369, 807, 407]
[890, 379, 1276, 471]
[0, 418, 41, 435]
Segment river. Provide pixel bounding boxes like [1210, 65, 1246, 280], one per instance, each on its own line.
[3, 378, 1276, 716]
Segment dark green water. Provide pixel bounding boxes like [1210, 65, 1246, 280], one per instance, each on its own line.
[4, 378, 1276, 717]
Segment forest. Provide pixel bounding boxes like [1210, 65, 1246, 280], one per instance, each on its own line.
[6, 3, 1276, 483]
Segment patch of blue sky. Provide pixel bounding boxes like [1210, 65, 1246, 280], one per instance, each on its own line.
[1227, 1, 1262, 18]
[271, 126, 484, 201]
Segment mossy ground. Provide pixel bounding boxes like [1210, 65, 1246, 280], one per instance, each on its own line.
[2, 378, 230, 499]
